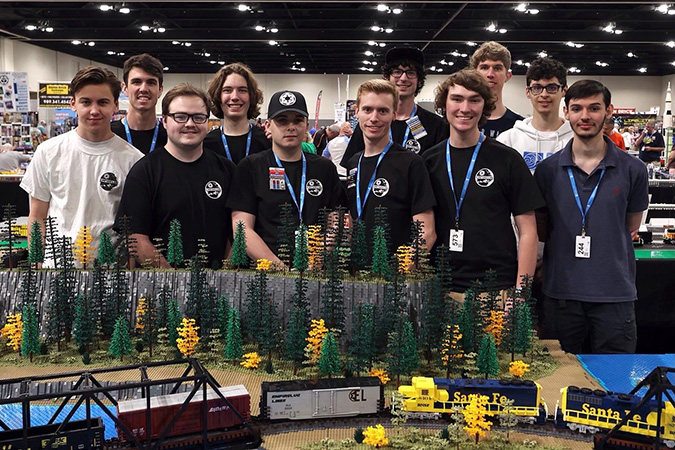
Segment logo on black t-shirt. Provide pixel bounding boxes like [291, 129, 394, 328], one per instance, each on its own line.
[405, 138, 421, 154]
[99, 172, 118, 191]
[475, 168, 495, 188]
[306, 179, 323, 196]
[205, 181, 223, 199]
[372, 178, 390, 197]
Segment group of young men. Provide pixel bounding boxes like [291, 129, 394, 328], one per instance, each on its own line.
[20, 40, 649, 354]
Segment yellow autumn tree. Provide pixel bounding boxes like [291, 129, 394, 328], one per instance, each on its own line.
[362, 424, 388, 448]
[440, 324, 463, 378]
[176, 318, 199, 357]
[484, 310, 505, 346]
[305, 318, 328, 362]
[240, 352, 261, 369]
[1, 313, 22, 351]
[395, 245, 413, 274]
[135, 297, 148, 332]
[307, 224, 323, 270]
[73, 226, 96, 269]
[463, 394, 492, 444]
[368, 368, 390, 385]
[509, 360, 530, 379]
[256, 258, 272, 271]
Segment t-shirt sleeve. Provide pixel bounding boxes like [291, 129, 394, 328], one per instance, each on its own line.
[655, 132, 666, 147]
[19, 145, 51, 202]
[115, 160, 154, 236]
[226, 157, 258, 215]
[408, 156, 436, 215]
[340, 124, 365, 168]
[533, 164, 549, 213]
[627, 161, 649, 213]
[508, 152, 545, 215]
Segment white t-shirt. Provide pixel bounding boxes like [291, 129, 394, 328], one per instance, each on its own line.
[21, 129, 143, 265]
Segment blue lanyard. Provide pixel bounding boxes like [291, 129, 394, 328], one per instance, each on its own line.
[221, 124, 252, 162]
[567, 167, 606, 234]
[122, 118, 160, 153]
[355, 140, 393, 220]
[401, 103, 417, 146]
[274, 152, 307, 222]
[445, 133, 484, 229]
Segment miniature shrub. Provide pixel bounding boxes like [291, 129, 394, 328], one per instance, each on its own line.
[354, 428, 364, 444]
[82, 352, 90, 365]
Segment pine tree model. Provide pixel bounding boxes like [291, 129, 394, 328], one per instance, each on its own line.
[96, 230, 116, 267]
[73, 294, 93, 352]
[476, 333, 500, 379]
[109, 316, 133, 362]
[27, 220, 44, 265]
[224, 308, 243, 363]
[230, 220, 249, 269]
[166, 218, 184, 268]
[318, 330, 341, 378]
[21, 304, 40, 362]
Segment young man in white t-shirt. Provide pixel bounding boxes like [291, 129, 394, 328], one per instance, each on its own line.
[21, 66, 143, 265]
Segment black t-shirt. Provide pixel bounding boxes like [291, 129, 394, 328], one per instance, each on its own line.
[480, 108, 524, 139]
[116, 147, 236, 267]
[345, 144, 436, 253]
[638, 130, 665, 163]
[313, 129, 330, 152]
[203, 125, 270, 164]
[227, 150, 347, 255]
[340, 105, 448, 167]
[111, 119, 168, 155]
[423, 137, 544, 291]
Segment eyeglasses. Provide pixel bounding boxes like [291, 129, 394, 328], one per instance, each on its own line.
[527, 84, 563, 96]
[391, 68, 418, 79]
[166, 112, 209, 124]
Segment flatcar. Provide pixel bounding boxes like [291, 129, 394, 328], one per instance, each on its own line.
[557, 386, 675, 447]
[399, 377, 547, 424]
[260, 376, 384, 420]
[117, 384, 254, 442]
[0, 418, 104, 450]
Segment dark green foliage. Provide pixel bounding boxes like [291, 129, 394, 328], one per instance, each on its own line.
[27, 220, 44, 265]
[320, 247, 345, 331]
[293, 223, 309, 273]
[82, 352, 91, 365]
[156, 285, 172, 330]
[421, 274, 446, 362]
[289, 277, 310, 329]
[73, 294, 93, 352]
[115, 215, 137, 265]
[264, 359, 274, 374]
[138, 295, 158, 357]
[230, 220, 249, 269]
[347, 302, 374, 375]
[39, 341, 48, 355]
[216, 294, 230, 339]
[96, 230, 115, 267]
[166, 218, 183, 268]
[135, 341, 144, 353]
[350, 220, 368, 273]
[318, 331, 341, 378]
[17, 261, 38, 310]
[243, 269, 269, 345]
[2, 204, 18, 270]
[109, 316, 133, 361]
[46, 237, 76, 351]
[477, 333, 500, 378]
[439, 428, 450, 441]
[276, 203, 296, 268]
[514, 300, 533, 356]
[103, 264, 130, 338]
[354, 428, 365, 444]
[387, 318, 419, 386]
[458, 288, 481, 354]
[21, 303, 40, 362]
[372, 205, 391, 253]
[330, 206, 352, 272]
[43, 216, 61, 265]
[259, 291, 281, 364]
[370, 226, 389, 278]
[167, 299, 182, 348]
[224, 308, 243, 362]
[185, 255, 208, 327]
[480, 269, 500, 315]
[374, 269, 406, 350]
[285, 307, 307, 374]
[89, 261, 107, 336]
[409, 219, 429, 272]
[434, 244, 453, 293]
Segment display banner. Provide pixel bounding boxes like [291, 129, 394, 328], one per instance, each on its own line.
[39, 82, 71, 108]
[0, 72, 29, 112]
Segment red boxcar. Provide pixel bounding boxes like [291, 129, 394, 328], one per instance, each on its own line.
[116, 385, 250, 441]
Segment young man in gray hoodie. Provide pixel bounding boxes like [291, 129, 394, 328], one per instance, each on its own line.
[498, 57, 573, 173]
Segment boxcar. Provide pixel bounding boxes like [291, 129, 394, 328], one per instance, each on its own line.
[117, 384, 251, 441]
[0, 418, 104, 450]
[260, 377, 384, 420]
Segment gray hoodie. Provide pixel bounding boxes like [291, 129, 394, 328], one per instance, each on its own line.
[497, 117, 573, 172]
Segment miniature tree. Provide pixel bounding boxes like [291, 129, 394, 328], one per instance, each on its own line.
[285, 307, 308, 375]
[46, 239, 76, 351]
[115, 215, 137, 266]
[216, 294, 230, 340]
[484, 310, 505, 347]
[350, 220, 368, 273]
[96, 229, 115, 267]
[458, 288, 480, 354]
[387, 318, 419, 388]
[462, 394, 491, 444]
[372, 205, 391, 251]
[348, 302, 375, 376]
[109, 316, 133, 362]
[440, 324, 464, 378]
[395, 245, 413, 274]
[1, 312, 22, 352]
[21, 304, 40, 362]
[447, 406, 467, 450]
[289, 276, 310, 330]
[185, 255, 209, 328]
[481, 269, 500, 313]
[368, 368, 390, 385]
[259, 293, 281, 370]
[73, 294, 93, 352]
[176, 317, 199, 357]
[240, 352, 261, 369]
[307, 224, 324, 272]
[27, 220, 44, 266]
[375, 267, 407, 350]
[476, 333, 500, 379]
[462, 352, 480, 379]
[224, 307, 243, 364]
[509, 360, 530, 379]
[230, 220, 248, 269]
[166, 218, 183, 268]
[409, 219, 429, 272]
[318, 330, 341, 378]
[497, 398, 518, 442]
[155, 285, 172, 329]
[305, 318, 328, 363]
[136, 296, 158, 357]
[435, 244, 453, 294]
[43, 216, 61, 266]
[103, 264, 130, 339]
[276, 203, 295, 268]
[371, 226, 389, 278]
[421, 274, 446, 363]
[362, 424, 388, 448]
[2, 203, 18, 270]
[243, 259, 272, 346]
[167, 299, 182, 349]
[320, 248, 345, 331]
[73, 226, 96, 269]
[293, 223, 309, 273]
[17, 261, 39, 310]
[514, 300, 534, 357]
[88, 261, 107, 339]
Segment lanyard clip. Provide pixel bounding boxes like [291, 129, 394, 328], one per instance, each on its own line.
[581, 227, 586, 237]
[455, 218, 460, 230]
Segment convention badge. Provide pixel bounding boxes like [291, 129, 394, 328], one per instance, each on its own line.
[449, 229, 464, 252]
[405, 138, 421, 154]
[575, 235, 591, 259]
[347, 168, 357, 189]
[406, 115, 428, 140]
[269, 167, 286, 191]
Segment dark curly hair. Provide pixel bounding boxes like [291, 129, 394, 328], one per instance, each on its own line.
[526, 57, 567, 87]
[382, 60, 426, 96]
[434, 69, 496, 127]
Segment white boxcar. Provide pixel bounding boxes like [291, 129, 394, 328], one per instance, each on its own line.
[260, 377, 384, 420]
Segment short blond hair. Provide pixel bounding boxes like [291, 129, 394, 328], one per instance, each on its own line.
[469, 41, 512, 70]
[356, 79, 399, 112]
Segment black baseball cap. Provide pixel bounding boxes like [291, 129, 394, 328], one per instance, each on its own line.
[268, 90, 308, 119]
[385, 47, 425, 67]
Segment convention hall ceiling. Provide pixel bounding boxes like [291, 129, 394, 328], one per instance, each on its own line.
[1, 1, 674, 76]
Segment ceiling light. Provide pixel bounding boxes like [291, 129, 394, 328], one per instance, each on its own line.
[141, 25, 150, 31]
[627, 52, 637, 58]
[238, 4, 250, 12]
[163, 67, 169, 71]
[255, 25, 264, 31]
[595, 61, 609, 67]
[384, 28, 393, 33]
[172, 41, 180, 45]
[210, 60, 217, 64]
[99, 4, 112, 11]
[157, 27, 165, 33]
[184, 42, 191, 46]
[602, 22, 622, 34]
[377, 4, 388, 11]
[218, 61, 225, 65]
[270, 27, 278, 33]
[392, 8, 402, 14]
[614, 29, 623, 35]
[368, 41, 377, 46]
[268, 40, 278, 46]
[25, 24, 37, 31]
[486, 23, 497, 32]
[515, 3, 527, 12]
[657, 4, 669, 13]
[45, 26, 53, 32]
[371, 25, 382, 32]
[204, 52, 210, 57]
[538, 51, 548, 58]
[566, 41, 584, 48]
[379, 43, 386, 47]
[668, 41, 675, 48]
[88, 42, 95, 46]
[569, 67, 581, 73]
[72, 40, 82, 45]
[670, 9, 675, 15]
[107, 51, 114, 55]
[638, 67, 647, 73]
[466, 41, 477, 46]
[119, 6, 130, 14]
[365, 50, 374, 56]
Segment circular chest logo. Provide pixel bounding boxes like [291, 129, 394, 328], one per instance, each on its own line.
[279, 92, 296, 106]
[475, 168, 495, 187]
[205, 180, 222, 199]
[405, 138, 421, 154]
[99, 172, 118, 191]
[305, 179, 323, 196]
[372, 178, 390, 197]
